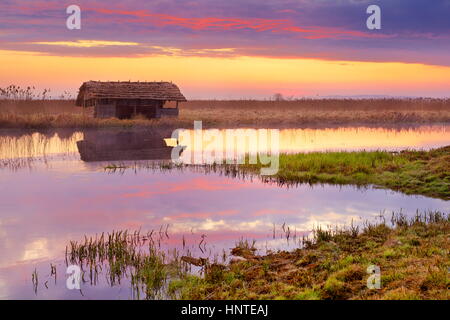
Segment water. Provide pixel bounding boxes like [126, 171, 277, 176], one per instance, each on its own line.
[1, 125, 449, 160]
[0, 125, 448, 299]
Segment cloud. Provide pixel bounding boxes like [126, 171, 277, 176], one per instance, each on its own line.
[31, 40, 140, 48]
[0, 0, 449, 65]
[164, 209, 239, 221]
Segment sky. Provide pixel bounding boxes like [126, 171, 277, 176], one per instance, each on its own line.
[0, 0, 449, 99]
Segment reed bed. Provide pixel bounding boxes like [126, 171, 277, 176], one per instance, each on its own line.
[66, 229, 183, 299]
[183, 98, 450, 112]
[1, 98, 450, 129]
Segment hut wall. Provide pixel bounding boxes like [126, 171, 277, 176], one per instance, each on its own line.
[94, 104, 116, 118]
[114, 99, 164, 119]
[91, 99, 171, 119]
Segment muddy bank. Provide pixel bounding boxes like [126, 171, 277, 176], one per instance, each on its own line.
[172, 212, 449, 300]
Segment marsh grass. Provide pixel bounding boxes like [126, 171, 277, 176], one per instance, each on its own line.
[227, 146, 449, 199]
[169, 211, 449, 300]
[34, 211, 449, 300]
[1, 98, 450, 129]
[66, 229, 184, 299]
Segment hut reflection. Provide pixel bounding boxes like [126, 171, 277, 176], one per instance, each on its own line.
[76, 129, 179, 162]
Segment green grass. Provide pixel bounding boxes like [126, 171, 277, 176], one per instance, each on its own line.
[103, 146, 449, 199]
[57, 211, 449, 300]
[169, 211, 449, 300]
[239, 146, 450, 200]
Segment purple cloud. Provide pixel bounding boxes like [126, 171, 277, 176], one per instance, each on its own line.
[0, 0, 449, 65]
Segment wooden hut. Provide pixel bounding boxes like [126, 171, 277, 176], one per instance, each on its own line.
[75, 81, 187, 119]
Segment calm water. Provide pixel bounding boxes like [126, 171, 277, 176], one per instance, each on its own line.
[1, 125, 449, 160]
[0, 125, 449, 299]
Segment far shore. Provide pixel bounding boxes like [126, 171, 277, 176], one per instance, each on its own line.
[1, 98, 449, 129]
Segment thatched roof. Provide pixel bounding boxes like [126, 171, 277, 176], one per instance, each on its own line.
[76, 81, 187, 106]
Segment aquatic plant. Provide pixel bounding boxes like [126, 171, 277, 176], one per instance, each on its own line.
[65, 229, 188, 299]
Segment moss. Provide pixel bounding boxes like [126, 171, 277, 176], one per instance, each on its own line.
[382, 249, 399, 260]
[323, 277, 348, 299]
[420, 269, 449, 291]
[294, 289, 321, 300]
[381, 271, 405, 286]
[334, 265, 364, 282]
[168, 275, 208, 299]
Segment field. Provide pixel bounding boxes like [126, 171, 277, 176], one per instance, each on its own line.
[1, 98, 450, 129]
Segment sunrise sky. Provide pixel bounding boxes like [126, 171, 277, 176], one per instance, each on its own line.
[0, 0, 449, 99]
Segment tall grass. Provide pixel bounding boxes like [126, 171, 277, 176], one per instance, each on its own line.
[1, 97, 449, 128]
[250, 147, 450, 199]
[182, 98, 450, 112]
[66, 230, 178, 299]
[278, 151, 401, 174]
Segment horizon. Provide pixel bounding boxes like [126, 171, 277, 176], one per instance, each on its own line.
[2, 83, 449, 101]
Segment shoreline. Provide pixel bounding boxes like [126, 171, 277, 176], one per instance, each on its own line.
[60, 211, 449, 300]
[1, 98, 449, 130]
[170, 211, 449, 300]
[0, 122, 448, 137]
[0, 113, 449, 130]
[103, 147, 450, 200]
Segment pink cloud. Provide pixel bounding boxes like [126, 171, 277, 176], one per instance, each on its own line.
[122, 177, 267, 198]
[168, 209, 239, 220]
[252, 209, 298, 217]
[87, 7, 387, 40]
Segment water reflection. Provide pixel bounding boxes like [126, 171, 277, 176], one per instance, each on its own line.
[0, 125, 449, 162]
[0, 125, 449, 299]
[77, 130, 176, 162]
[180, 125, 450, 155]
[0, 162, 448, 298]
[0, 130, 82, 160]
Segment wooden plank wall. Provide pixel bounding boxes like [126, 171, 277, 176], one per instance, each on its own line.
[95, 104, 116, 118]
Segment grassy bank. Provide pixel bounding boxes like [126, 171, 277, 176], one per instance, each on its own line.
[169, 212, 449, 300]
[101, 147, 450, 199]
[236, 146, 449, 200]
[1, 98, 450, 129]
